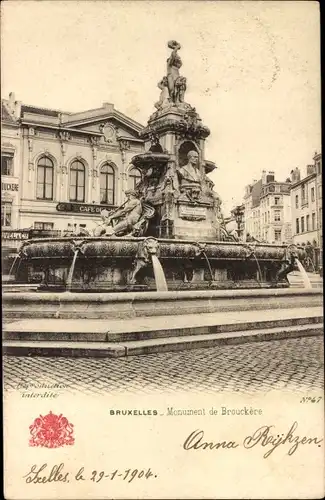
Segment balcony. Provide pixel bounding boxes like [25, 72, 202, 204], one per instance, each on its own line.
[28, 229, 90, 239]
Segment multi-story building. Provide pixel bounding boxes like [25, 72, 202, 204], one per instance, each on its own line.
[314, 152, 322, 261]
[1, 93, 145, 255]
[290, 153, 322, 269]
[243, 171, 292, 244]
[290, 164, 318, 245]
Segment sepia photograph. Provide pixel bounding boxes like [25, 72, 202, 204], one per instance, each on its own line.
[2, 1, 324, 498]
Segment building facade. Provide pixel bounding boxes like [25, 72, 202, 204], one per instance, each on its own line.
[314, 152, 322, 260]
[290, 153, 322, 268]
[243, 171, 292, 244]
[1, 93, 145, 252]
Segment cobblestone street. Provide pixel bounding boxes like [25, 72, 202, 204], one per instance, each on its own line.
[3, 336, 324, 395]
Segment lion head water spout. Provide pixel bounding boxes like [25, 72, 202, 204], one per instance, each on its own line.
[131, 237, 168, 291]
[295, 258, 313, 289]
[141, 237, 168, 292]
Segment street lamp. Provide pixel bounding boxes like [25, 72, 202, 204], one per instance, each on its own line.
[233, 205, 245, 240]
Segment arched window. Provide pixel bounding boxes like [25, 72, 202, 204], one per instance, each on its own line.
[70, 160, 85, 202]
[36, 156, 54, 200]
[128, 167, 141, 190]
[100, 163, 115, 205]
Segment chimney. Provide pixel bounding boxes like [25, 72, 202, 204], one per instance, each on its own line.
[266, 171, 275, 183]
[14, 101, 22, 119]
[261, 170, 267, 185]
[102, 102, 114, 111]
[306, 164, 316, 176]
[7, 92, 21, 119]
[9, 92, 15, 105]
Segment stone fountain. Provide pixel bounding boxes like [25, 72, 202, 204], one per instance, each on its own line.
[4, 42, 322, 358]
[8, 41, 306, 292]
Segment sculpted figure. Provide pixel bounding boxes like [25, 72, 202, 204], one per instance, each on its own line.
[95, 190, 143, 237]
[166, 40, 183, 103]
[174, 76, 187, 104]
[177, 150, 201, 187]
[154, 77, 169, 110]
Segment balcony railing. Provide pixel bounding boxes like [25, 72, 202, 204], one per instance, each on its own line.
[28, 229, 89, 239]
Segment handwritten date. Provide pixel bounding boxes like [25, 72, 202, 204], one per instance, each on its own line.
[23, 464, 157, 484]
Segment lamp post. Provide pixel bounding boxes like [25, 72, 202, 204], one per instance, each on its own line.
[233, 205, 245, 240]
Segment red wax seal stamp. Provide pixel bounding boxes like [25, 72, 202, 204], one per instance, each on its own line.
[29, 411, 75, 448]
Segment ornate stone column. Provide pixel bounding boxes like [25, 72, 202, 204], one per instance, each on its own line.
[27, 127, 35, 183]
[89, 137, 99, 203]
[58, 131, 70, 201]
[118, 138, 130, 203]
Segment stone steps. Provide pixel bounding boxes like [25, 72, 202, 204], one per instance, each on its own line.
[3, 309, 323, 343]
[3, 307, 323, 357]
[2, 323, 323, 358]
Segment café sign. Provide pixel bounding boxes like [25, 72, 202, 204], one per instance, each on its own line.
[2, 182, 18, 192]
[56, 202, 114, 214]
[2, 230, 29, 241]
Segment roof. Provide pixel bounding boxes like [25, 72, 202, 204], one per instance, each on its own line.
[21, 104, 63, 117]
[290, 173, 316, 190]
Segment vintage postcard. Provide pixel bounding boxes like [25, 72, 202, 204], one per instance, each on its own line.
[2, 1, 324, 498]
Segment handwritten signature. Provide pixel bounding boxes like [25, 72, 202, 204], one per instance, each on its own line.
[183, 421, 323, 458]
[22, 421, 323, 484]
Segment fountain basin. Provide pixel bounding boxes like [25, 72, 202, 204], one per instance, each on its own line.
[3, 287, 322, 320]
[12, 237, 305, 291]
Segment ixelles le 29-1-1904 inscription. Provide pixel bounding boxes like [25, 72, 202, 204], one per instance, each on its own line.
[22, 420, 323, 486]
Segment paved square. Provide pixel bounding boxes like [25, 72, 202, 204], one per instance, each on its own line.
[3, 337, 324, 395]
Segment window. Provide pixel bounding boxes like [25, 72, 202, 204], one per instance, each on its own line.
[319, 208, 322, 228]
[274, 196, 281, 205]
[37, 156, 54, 200]
[274, 229, 282, 241]
[274, 210, 281, 222]
[295, 195, 299, 208]
[34, 222, 54, 230]
[311, 187, 315, 202]
[128, 167, 141, 191]
[1, 202, 12, 227]
[267, 211, 270, 223]
[306, 215, 310, 231]
[70, 160, 85, 202]
[312, 212, 316, 230]
[318, 185, 322, 198]
[301, 184, 307, 204]
[1, 154, 13, 176]
[296, 218, 300, 234]
[317, 162, 321, 174]
[301, 216, 305, 233]
[100, 163, 115, 205]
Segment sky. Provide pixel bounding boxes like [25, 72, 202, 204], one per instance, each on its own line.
[1, 0, 321, 214]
